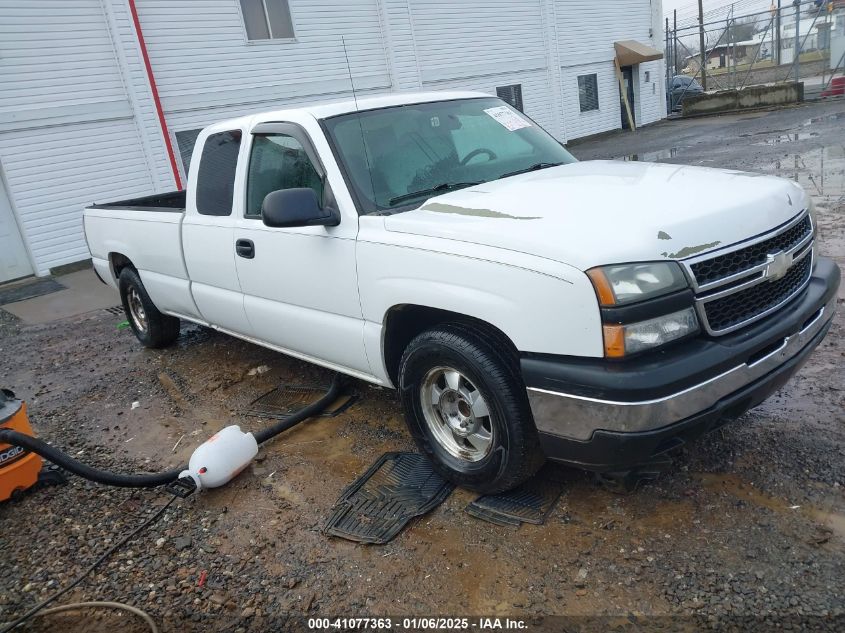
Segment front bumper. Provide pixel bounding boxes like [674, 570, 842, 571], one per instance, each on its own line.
[522, 257, 840, 472]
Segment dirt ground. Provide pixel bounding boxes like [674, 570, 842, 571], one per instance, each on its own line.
[1, 101, 844, 632]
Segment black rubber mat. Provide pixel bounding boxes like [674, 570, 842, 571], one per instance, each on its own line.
[0, 278, 64, 305]
[247, 384, 357, 420]
[325, 452, 454, 544]
[466, 468, 565, 527]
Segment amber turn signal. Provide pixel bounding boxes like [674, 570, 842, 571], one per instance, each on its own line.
[602, 324, 626, 358]
[586, 268, 616, 306]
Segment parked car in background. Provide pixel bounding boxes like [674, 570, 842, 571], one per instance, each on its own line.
[84, 91, 839, 494]
[670, 75, 704, 111]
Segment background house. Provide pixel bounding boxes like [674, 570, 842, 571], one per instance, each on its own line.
[0, 0, 666, 281]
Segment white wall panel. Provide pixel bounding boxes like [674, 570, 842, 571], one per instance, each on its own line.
[554, 0, 665, 140]
[382, 0, 423, 90]
[0, 1, 126, 117]
[0, 120, 153, 275]
[134, 0, 392, 131]
[555, 0, 653, 65]
[635, 59, 665, 126]
[561, 62, 621, 140]
[105, 0, 177, 192]
[0, 0, 158, 274]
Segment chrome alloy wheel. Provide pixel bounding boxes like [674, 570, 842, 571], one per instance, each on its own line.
[420, 366, 494, 462]
[127, 287, 148, 334]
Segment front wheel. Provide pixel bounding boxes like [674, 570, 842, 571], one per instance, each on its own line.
[398, 324, 544, 493]
[118, 268, 180, 348]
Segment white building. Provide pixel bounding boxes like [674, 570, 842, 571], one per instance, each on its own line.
[0, 0, 666, 281]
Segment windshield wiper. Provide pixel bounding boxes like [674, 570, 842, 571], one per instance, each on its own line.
[499, 162, 564, 180]
[388, 182, 481, 207]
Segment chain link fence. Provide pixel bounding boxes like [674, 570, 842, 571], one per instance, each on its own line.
[665, 0, 845, 112]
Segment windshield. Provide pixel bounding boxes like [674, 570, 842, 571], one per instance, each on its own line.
[322, 97, 576, 214]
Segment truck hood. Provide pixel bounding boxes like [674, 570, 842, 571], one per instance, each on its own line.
[383, 160, 807, 271]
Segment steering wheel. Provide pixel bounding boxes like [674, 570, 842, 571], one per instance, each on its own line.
[460, 148, 498, 165]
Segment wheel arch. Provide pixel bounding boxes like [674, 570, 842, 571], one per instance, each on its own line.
[109, 252, 136, 281]
[381, 304, 520, 387]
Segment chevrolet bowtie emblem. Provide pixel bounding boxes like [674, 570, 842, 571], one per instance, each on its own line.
[765, 251, 792, 281]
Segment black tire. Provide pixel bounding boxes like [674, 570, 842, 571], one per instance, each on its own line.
[118, 268, 180, 348]
[398, 323, 544, 493]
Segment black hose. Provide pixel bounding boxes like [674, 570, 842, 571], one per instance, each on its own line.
[0, 429, 184, 488]
[0, 374, 345, 488]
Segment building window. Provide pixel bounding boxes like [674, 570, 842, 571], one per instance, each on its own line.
[496, 84, 524, 112]
[577, 74, 599, 112]
[239, 0, 294, 40]
[196, 130, 242, 216]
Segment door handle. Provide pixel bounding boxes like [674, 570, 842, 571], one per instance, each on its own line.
[236, 239, 255, 259]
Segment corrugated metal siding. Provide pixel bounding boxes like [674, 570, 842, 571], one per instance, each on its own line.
[134, 0, 392, 131]
[106, 0, 177, 192]
[411, 0, 546, 82]
[555, 0, 664, 140]
[635, 59, 665, 126]
[0, 0, 156, 275]
[0, 1, 126, 117]
[555, 1, 652, 66]
[383, 0, 422, 90]
[561, 62, 621, 140]
[0, 120, 154, 274]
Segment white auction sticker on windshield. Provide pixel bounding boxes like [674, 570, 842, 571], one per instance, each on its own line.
[484, 106, 531, 131]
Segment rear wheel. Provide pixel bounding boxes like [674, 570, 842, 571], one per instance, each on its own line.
[118, 268, 180, 348]
[398, 324, 544, 493]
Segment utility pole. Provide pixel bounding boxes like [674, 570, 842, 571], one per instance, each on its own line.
[793, 0, 801, 81]
[673, 9, 678, 74]
[730, 3, 736, 89]
[776, 0, 782, 66]
[666, 16, 671, 101]
[727, 7, 733, 88]
[698, 0, 707, 90]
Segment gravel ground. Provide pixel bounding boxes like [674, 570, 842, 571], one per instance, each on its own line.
[1, 100, 844, 632]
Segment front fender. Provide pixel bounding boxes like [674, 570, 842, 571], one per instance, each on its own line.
[358, 240, 604, 363]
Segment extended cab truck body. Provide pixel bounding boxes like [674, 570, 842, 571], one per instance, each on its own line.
[84, 92, 840, 493]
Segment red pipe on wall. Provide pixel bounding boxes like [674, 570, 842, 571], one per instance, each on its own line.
[128, 0, 183, 190]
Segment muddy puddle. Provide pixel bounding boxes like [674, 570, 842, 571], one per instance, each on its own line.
[759, 145, 845, 205]
[753, 132, 820, 145]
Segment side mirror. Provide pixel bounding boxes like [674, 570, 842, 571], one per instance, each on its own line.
[261, 188, 339, 228]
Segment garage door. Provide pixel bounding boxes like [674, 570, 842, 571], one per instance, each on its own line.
[0, 175, 32, 283]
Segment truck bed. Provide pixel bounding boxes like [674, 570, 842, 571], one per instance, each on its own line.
[88, 190, 186, 212]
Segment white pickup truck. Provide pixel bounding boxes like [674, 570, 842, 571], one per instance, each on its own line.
[84, 91, 840, 493]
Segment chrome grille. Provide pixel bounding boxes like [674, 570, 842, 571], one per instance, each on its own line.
[702, 253, 812, 333]
[683, 211, 814, 336]
[690, 216, 811, 286]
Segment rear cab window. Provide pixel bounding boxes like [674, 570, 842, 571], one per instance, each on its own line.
[196, 130, 242, 216]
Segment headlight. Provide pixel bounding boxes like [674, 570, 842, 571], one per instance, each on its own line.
[586, 262, 688, 306]
[603, 307, 699, 358]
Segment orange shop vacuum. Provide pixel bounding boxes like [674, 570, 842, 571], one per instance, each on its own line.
[0, 389, 62, 501]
